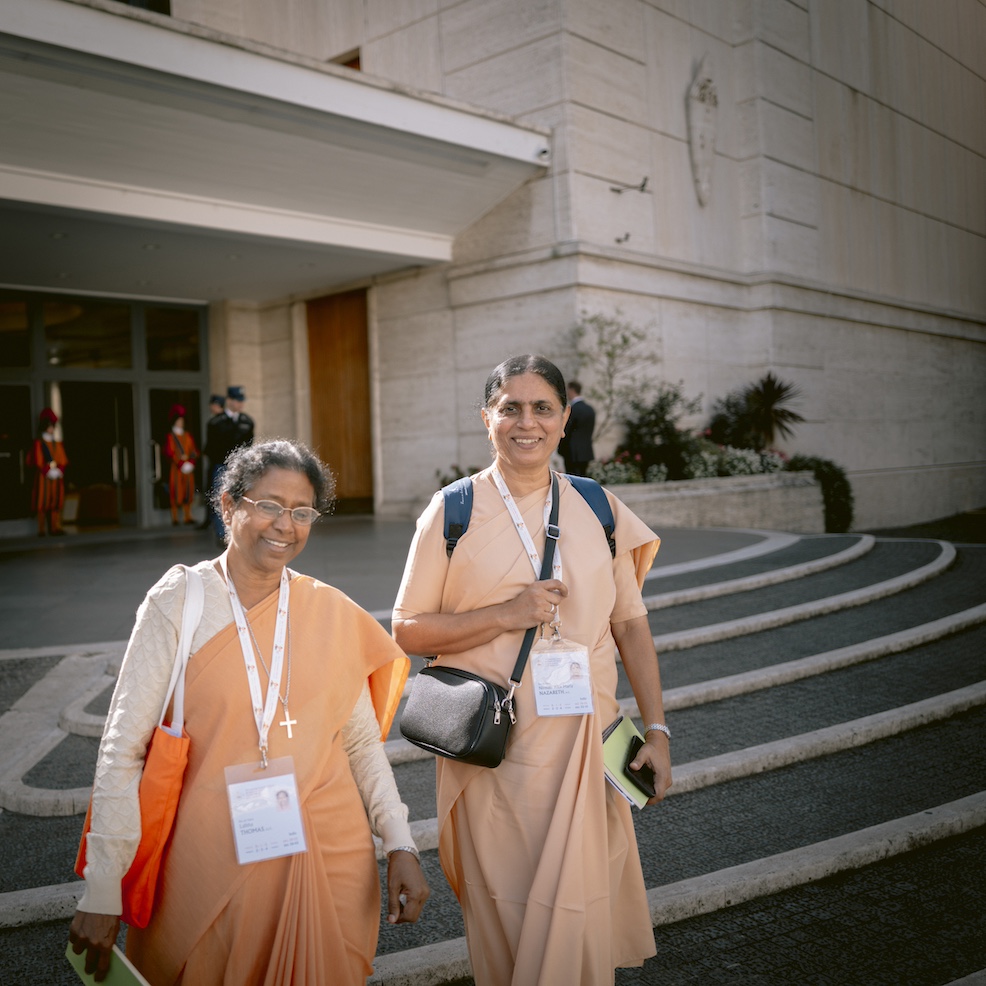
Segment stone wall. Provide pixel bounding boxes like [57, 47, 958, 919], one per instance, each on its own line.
[610, 472, 825, 534]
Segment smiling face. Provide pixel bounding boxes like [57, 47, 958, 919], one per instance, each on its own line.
[222, 467, 315, 579]
[481, 372, 570, 480]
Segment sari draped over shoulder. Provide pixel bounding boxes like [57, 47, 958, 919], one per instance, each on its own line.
[394, 470, 660, 986]
[127, 575, 408, 986]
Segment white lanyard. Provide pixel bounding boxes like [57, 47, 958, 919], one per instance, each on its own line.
[221, 552, 290, 767]
[490, 468, 562, 582]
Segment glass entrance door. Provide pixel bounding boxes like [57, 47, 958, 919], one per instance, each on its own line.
[54, 381, 136, 527]
[0, 385, 33, 522]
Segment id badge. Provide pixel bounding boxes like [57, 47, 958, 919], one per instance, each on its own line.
[530, 634, 594, 717]
[225, 756, 308, 865]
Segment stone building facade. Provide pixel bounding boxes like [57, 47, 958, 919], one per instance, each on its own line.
[1, 0, 983, 530]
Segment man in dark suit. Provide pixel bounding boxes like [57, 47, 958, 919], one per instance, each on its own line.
[208, 386, 255, 542]
[196, 394, 226, 529]
[559, 381, 595, 477]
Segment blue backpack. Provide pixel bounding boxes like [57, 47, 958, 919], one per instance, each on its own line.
[442, 474, 616, 559]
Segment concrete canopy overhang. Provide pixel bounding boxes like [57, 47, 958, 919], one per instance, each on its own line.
[0, 0, 550, 302]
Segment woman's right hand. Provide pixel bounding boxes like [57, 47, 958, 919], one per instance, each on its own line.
[394, 578, 569, 657]
[68, 910, 121, 983]
[502, 578, 569, 630]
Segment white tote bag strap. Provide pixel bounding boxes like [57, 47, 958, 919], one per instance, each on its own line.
[158, 565, 205, 733]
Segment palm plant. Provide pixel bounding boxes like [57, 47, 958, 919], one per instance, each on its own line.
[709, 372, 805, 451]
[744, 371, 805, 449]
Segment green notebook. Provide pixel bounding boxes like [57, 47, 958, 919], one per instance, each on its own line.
[601, 715, 650, 810]
[66, 943, 150, 986]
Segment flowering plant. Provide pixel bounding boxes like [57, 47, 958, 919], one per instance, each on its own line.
[588, 452, 646, 485]
[591, 443, 786, 484]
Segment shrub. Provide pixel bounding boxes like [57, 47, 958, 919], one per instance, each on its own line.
[745, 372, 805, 448]
[785, 454, 854, 533]
[684, 445, 720, 479]
[707, 393, 755, 448]
[708, 372, 805, 451]
[588, 457, 669, 485]
[588, 453, 646, 485]
[679, 442, 786, 480]
[718, 445, 786, 476]
[618, 382, 703, 480]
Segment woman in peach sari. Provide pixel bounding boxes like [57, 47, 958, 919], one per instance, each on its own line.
[394, 355, 672, 985]
[70, 439, 428, 984]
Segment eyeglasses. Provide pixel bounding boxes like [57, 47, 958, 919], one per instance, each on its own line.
[240, 496, 321, 526]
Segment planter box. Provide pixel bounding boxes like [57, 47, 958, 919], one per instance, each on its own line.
[610, 471, 824, 533]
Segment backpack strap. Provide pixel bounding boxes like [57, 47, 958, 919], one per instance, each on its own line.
[442, 477, 474, 558]
[564, 474, 616, 558]
[442, 473, 616, 559]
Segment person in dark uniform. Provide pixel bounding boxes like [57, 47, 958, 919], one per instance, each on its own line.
[558, 381, 595, 477]
[197, 394, 226, 530]
[208, 386, 255, 543]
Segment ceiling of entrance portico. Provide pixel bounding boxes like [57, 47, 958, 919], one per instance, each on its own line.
[0, 0, 548, 302]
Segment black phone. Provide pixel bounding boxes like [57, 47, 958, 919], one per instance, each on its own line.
[625, 735, 656, 799]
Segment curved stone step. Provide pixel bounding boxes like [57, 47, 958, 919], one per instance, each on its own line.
[655, 546, 986, 694]
[651, 539, 946, 634]
[640, 601, 986, 713]
[0, 652, 111, 815]
[380, 679, 986, 857]
[643, 529, 802, 581]
[384, 601, 986, 767]
[366, 791, 986, 986]
[666, 680, 985, 794]
[59, 673, 116, 738]
[11, 584, 979, 813]
[642, 535, 875, 609]
[9, 677, 979, 920]
[652, 540, 955, 652]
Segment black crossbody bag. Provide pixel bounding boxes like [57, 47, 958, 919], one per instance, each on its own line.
[399, 474, 560, 767]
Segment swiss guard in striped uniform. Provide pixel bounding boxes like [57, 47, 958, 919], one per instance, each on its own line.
[29, 407, 69, 537]
[165, 404, 199, 526]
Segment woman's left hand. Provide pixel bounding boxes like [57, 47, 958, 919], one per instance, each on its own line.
[386, 850, 430, 924]
[628, 736, 672, 805]
[612, 613, 674, 804]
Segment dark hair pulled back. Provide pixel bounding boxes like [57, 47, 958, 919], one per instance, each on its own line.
[483, 355, 568, 409]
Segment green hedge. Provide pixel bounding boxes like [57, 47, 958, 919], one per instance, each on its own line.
[786, 455, 854, 533]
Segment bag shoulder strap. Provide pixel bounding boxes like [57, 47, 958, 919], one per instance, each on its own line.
[563, 474, 616, 557]
[159, 565, 205, 731]
[442, 476, 474, 558]
[508, 473, 560, 689]
[443, 473, 616, 558]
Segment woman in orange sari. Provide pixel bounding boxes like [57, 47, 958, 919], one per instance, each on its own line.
[70, 439, 429, 984]
[394, 355, 672, 986]
[164, 404, 199, 526]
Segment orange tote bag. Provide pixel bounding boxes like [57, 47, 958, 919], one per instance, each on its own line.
[74, 566, 204, 928]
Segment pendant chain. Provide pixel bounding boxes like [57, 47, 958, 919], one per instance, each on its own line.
[245, 613, 292, 711]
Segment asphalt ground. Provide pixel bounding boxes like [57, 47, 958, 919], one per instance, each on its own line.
[1, 507, 984, 985]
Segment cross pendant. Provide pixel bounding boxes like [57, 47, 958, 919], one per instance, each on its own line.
[280, 712, 297, 739]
